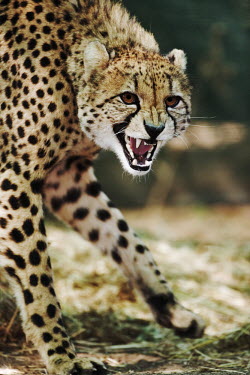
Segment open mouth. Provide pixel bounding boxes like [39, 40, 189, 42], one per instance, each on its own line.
[114, 128, 158, 171]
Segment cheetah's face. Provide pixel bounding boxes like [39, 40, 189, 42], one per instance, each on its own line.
[78, 42, 191, 176]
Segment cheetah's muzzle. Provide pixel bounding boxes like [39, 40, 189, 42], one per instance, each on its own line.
[114, 123, 159, 172]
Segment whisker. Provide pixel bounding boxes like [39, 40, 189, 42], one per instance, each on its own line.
[189, 124, 216, 128]
[190, 116, 216, 119]
[186, 129, 200, 141]
[114, 127, 126, 136]
[179, 135, 189, 149]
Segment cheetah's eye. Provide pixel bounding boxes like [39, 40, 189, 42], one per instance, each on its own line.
[120, 92, 138, 105]
[165, 96, 180, 108]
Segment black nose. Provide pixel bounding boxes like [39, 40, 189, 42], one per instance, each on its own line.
[144, 123, 165, 140]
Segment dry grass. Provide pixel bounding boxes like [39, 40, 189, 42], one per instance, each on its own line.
[0, 205, 250, 374]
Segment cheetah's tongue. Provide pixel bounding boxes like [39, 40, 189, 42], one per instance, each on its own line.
[130, 137, 153, 155]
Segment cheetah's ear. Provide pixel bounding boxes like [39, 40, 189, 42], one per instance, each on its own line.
[84, 41, 109, 81]
[166, 49, 187, 71]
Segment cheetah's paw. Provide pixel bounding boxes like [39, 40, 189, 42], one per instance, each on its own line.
[47, 357, 107, 375]
[147, 294, 205, 338]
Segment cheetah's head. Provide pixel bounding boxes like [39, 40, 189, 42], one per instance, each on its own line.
[76, 41, 191, 176]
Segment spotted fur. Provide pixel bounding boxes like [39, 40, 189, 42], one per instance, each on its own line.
[0, 0, 204, 374]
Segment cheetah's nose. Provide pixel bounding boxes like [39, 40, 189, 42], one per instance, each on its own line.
[144, 123, 165, 140]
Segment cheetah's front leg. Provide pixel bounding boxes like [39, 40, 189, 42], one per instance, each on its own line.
[44, 156, 205, 338]
[0, 173, 105, 375]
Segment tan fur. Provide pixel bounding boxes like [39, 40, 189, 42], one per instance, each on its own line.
[0, 1, 202, 374]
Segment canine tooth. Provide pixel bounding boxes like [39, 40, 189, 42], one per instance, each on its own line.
[145, 160, 151, 166]
[132, 159, 137, 166]
[136, 138, 142, 148]
[126, 143, 134, 157]
[147, 152, 152, 160]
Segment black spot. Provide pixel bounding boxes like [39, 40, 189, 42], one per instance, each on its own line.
[57, 29, 65, 39]
[41, 123, 49, 134]
[10, 228, 24, 243]
[13, 162, 21, 175]
[37, 240, 47, 251]
[62, 340, 70, 348]
[43, 332, 53, 342]
[23, 57, 32, 70]
[135, 244, 145, 254]
[5, 267, 21, 284]
[41, 274, 51, 287]
[107, 200, 116, 208]
[111, 248, 122, 264]
[22, 219, 34, 236]
[51, 197, 63, 211]
[9, 196, 20, 210]
[45, 12, 54, 22]
[6, 248, 26, 269]
[31, 204, 38, 215]
[49, 287, 56, 296]
[42, 26, 51, 34]
[55, 346, 67, 354]
[26, 11, 34, 20]
[4, 30, 13, 41]
[30, 178, 43, 194]
[37, 148, 46, 158]
[47, 304, 56, 318]
[36, 89, 44, 98]
[23, 289, 34, 304]
[17, 126, 25, 137]
[48, 102, 56, 112]
[1, 179, 12, 191]
[0, 218, 7, 229]
[31, 313, 45, 327]
[118, 235, 128, 248]
[31, 75, 39, 84]
[42, 42, 51, 52]
[62, 95, 69, 104]
[29, 249, 41, 265]
[48, 349, 55, 356]
[55, 82, 64, 90]
[117, 219, 129, 232]
[40, 56, 50, 67]
[19, 192, 30, 208]
[30, 274, 39, 286]
[88, 229, 99, 242]
[64, 188, 81, 203]
[53, 326, 61, 334]
[86, 181, 101, 197]
[34, 4, 43, 12]
[73, 208, 89, 220]
[39, 219, 46, 235]
[0, 14, 8, 25]
[96, 209, 111, 221]
[28, 135, 38, 144]
[6, 114, 12, 127]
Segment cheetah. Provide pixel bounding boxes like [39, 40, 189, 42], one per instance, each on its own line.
[0, 0, 205, 373]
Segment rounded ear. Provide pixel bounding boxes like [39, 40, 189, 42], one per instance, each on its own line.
[84, 41, 109, 81]
[165, 49, 187, 71]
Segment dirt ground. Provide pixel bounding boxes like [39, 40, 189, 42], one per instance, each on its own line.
[0, 205, 250, 375]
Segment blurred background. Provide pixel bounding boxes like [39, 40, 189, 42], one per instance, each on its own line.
[95, 0, 250, 206]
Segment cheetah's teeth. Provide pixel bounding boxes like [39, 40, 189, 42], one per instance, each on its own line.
[132, 159, 137, 166]
[136, 138, 142, 148]
[126, 142, 134, 158]
[147, 152, 152, 160]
